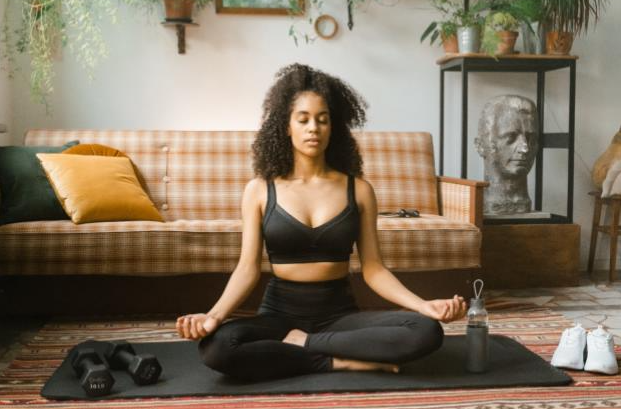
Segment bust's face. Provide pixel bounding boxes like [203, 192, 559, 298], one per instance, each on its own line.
[487, 108, 538, 177]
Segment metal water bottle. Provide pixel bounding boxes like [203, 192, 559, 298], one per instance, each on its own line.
[466, 279, 489, 373]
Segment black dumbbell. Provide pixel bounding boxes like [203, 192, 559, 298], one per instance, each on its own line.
[70, 348, 115, 397]
[104, 340, 162, 385]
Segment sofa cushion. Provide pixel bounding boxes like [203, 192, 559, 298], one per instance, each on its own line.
[0, 140, 79, 225]
[62, 143, 149, 192]
[0, 215, 480, 276]
[63, 143, 126, 157]
[36, 154, 163, 224]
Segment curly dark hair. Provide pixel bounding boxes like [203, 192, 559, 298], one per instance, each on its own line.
[252, 63, 368, 180]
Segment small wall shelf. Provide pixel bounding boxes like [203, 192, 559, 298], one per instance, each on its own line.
[161, 21, 199, 54]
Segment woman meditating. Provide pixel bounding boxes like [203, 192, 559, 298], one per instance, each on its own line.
[176, 63, 467, 381]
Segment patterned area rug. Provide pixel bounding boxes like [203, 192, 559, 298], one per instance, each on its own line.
[1, 308, 620, 409]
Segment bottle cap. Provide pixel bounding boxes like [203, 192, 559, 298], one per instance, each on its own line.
[469, 298, 485, 309]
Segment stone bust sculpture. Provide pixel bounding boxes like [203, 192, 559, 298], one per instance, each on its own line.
[474, 95, 539, 215]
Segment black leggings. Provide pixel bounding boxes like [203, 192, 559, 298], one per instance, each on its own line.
[198, 276, 444, 381]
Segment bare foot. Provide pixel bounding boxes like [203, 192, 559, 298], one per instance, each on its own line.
[333, 357, 399, 374]
[282, 329, 308, 347]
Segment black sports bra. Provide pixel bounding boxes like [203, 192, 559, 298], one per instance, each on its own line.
[262, 175, 360, 264]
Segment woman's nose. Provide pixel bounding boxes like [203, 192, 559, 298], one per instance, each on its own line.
[307, 119, 318, 131]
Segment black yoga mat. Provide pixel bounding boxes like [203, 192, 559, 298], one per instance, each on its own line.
[41, 335, 572, 400]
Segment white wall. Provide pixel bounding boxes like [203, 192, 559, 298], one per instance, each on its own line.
[0, 0, 11, 145]
[8, 1, 621, 270]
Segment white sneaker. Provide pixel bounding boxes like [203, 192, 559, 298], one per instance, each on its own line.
[551, 323, 587, 370]
[584, 325, 619, 375]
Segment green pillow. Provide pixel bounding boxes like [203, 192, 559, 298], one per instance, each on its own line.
[0, 140, 79, 225]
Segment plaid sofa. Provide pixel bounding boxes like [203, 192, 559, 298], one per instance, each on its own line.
[0, 130, 486, 278]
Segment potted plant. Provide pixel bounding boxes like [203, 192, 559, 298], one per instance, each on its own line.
[421, 21, 459, 53]
[481, 11, 520, 56]
[125, 0, 214, 22]
[483, 0, 543, 54]
[162, 0, 213, 22]
[454, 5, 486, 54]
[420, 0, 462, 54]
[541, 0, 609, 55]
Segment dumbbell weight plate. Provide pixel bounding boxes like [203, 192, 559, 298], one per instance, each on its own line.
[70, 348, 114, 397]
[128, 353, 162, 385]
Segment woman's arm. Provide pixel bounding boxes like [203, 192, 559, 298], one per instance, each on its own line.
[177, 178, 265, 339]
[205, 178, 265, 322]
[355, 179, 467, 323]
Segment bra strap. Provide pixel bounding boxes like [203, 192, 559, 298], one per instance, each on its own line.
[347, 175, 356, 206]
[264, 179, 277, 223]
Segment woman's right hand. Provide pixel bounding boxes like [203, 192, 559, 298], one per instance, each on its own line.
[176, 313, 221, 340]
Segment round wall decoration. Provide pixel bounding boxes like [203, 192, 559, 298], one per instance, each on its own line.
[314, 15, 338, 40]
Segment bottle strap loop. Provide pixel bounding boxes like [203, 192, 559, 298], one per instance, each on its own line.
[473, 279, 484, 299]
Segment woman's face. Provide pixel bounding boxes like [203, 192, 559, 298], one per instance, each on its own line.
[288, 91, 331, 158]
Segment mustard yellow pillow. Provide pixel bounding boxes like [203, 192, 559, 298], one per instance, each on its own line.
[62, 143, 126, 157]
[62, 143, 149, 192]
[36, 153, 164, 224]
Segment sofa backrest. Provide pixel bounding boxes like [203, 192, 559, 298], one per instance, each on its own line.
[25, 130, 438, 220]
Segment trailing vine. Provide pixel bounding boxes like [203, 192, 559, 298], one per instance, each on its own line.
[0, 0, 212, 110]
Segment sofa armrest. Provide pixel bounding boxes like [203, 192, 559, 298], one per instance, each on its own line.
[437, 176, 489, 228]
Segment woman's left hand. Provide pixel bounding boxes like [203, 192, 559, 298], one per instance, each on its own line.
[418, 295, 467, 323]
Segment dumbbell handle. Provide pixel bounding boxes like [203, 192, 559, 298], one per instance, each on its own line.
[77, 357, 98, 375]
[116, 349, 136, 366]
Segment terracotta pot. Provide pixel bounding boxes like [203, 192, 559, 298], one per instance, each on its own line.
[441, 34, 459, 54]
[546, 31, 574, 55]
[495, 30, 519, 55]
[164, 0, 195, 22]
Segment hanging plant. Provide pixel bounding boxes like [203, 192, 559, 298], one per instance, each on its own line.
[1, 0, 118, 109]
[0, 0, 214, 110]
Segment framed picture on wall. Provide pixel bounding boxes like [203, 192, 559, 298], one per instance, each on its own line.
[215, 0, 305, 15]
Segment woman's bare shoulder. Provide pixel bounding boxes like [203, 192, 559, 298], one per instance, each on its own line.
[353, 176, 374, 196]
[352, 176, 376, 210]
[243, 177, 268, 209]
[245, 177, 268, 193]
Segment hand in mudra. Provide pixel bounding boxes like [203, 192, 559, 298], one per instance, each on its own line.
[176, 313, 221, 340]
[419, 295, 467, 323]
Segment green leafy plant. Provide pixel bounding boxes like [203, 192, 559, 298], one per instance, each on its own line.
[541, 0, 608, 35]
[489, 0, 543, 25]
[420, 0, 461, 46]
[1, 0, 118, 109]
[453, 6, 485, 28]
[420, 20, 458, 46]
[486, 11, 519, 31]
[480, 11, 518, 55]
